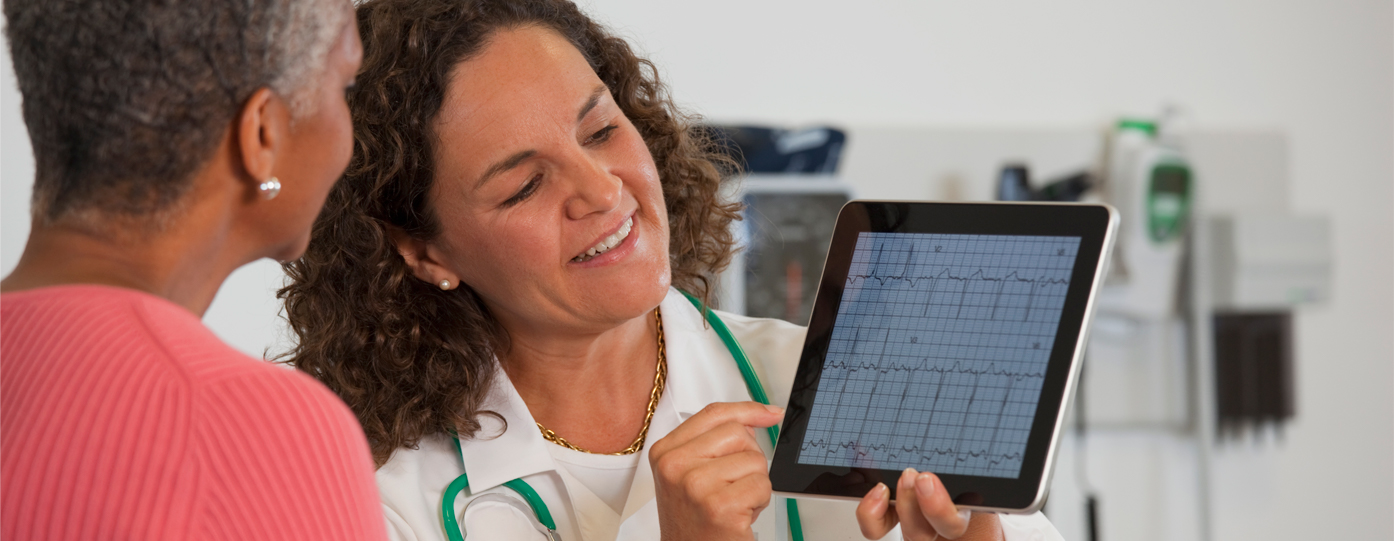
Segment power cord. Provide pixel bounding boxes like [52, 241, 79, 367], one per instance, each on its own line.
[1075, 356, 1101, 541]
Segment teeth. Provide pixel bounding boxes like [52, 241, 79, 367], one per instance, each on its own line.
[573, 217, 633, 262]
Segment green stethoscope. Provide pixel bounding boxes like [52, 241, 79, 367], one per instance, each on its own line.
[440, 291, 805, 541]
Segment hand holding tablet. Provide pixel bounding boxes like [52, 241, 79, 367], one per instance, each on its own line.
[769, 201, 1118, 513]
[856, 467, 984, 540]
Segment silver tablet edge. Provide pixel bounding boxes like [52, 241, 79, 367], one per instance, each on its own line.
[1026, 202, 1120, 514]
[772, 489, 1037, 515]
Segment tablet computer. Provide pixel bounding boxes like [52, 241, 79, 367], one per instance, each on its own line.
[769, 201, 1118, 513]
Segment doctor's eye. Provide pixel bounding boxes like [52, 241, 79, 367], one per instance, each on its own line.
[584, 125, 618, 145]
[502, 174, 543, 207]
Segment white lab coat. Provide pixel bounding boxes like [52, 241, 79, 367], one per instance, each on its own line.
[376, 288, 1065, 541]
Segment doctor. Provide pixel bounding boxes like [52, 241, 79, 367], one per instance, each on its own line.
[279, 1, 1065, 540]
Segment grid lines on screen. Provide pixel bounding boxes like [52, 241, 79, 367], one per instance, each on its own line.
[796, 232, 1081, 478]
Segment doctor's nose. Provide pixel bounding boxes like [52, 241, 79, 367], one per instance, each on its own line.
[564, 155, 623, 220]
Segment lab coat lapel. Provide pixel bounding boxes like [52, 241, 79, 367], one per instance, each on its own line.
[455, 367, 558, 493]
[659, 290, 760, 419]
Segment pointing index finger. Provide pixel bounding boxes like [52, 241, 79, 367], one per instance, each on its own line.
[654, 401, 783, 452]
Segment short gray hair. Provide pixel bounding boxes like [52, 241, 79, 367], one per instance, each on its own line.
[271, 0, 351, 115]
[4, 0, 350, 225]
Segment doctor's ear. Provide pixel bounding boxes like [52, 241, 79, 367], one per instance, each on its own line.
[388, 226, 458, 290]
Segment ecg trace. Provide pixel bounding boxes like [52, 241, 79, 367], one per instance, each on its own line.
[797, 233, 1081, 478]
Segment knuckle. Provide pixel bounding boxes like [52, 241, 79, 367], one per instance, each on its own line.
[753, 487, 772, 508]
[704, 401, 737, 418]
[654, 456, 683, 481]
[678, 469, 706, 493]
[648, 438, 669, 458]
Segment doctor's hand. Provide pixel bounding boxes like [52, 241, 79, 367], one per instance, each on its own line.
[649, 401, 783, 541]
[855, 468, 1004, 541]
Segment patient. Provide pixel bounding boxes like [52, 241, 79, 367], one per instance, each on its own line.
[1, 0, 385, 539]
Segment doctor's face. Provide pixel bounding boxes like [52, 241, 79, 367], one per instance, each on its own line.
[424, 25, 671, 335]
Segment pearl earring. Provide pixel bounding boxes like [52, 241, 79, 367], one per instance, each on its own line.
[439, 279, 451, 290]
[258, 177, 282, 200]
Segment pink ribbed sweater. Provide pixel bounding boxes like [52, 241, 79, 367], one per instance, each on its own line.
[1, 285, 387, 540]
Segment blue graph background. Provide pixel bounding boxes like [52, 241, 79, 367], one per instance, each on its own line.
[797, 232, 1081, 478]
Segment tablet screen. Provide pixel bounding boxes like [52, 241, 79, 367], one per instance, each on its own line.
[795, 232, 1082, 479]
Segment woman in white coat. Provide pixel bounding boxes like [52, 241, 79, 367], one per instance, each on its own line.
[280, 1, 1066, 540]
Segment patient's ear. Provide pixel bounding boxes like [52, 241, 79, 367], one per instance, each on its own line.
[235, 88, 287, 195]
[387, 226, 457, 287]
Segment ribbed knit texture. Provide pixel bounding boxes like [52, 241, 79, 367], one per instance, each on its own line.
[1, 285, 387, 540]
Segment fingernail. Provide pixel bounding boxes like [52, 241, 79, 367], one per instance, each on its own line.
[765, 404, 784, 415]
[900, 467, 916, 487]
[916, 473, 934, 496]
[958, 508, 972, 523]
[872, 483, 890, 513]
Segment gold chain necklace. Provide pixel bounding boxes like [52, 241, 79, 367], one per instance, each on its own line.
[536, 309, 666, 456]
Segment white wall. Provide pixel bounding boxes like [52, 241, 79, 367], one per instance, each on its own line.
[2, 39, 30, 274]
[570, 1, 1392, 540]
[2, 1, 1390, 540]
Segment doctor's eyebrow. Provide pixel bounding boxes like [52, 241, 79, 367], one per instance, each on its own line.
[475, 149, 537, 190]
[576, 84, 608, 123]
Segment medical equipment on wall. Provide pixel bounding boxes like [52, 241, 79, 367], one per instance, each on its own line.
[705, 125, 846, 174]
[1208, 215, 1331, 310]
[1207, 214, 1331, 436]
[705, 125, 853, 323]
[439, 292, 805, 541]
[1097, 119, 1194, 320]
[996, 164, 1095, 202]
[735, 178, 853, 324]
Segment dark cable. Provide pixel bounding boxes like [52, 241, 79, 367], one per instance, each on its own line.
[1075, 356, 1100, 541]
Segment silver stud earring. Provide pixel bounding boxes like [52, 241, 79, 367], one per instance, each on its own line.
[439, 279, 451, 290]
[258, 177, 282, 200]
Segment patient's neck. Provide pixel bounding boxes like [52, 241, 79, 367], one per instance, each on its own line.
[2, 215, 244, 317]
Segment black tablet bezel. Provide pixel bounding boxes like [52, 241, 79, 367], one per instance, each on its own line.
[768, 201, 1116, 511]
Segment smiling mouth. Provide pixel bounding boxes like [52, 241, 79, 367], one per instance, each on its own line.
[572, 217, 634, 263]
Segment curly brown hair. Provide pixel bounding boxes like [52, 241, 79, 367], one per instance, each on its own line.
[278, 0, 740, 466]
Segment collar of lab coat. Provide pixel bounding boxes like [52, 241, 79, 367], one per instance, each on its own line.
[657, 289, 766, 418]
[454, 366, 555, 494]
[455, 288, 761, 495]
